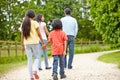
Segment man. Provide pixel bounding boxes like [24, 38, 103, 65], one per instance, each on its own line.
[61, 8, 78, 69]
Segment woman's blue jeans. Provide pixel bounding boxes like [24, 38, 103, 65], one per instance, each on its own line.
[38, 40, 49, 69]
[25, 44, 39, 78]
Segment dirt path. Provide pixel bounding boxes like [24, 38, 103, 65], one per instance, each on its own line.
[0, 50, 120, 80]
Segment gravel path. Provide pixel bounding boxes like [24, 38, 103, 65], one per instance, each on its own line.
[0, 50, 120, 80]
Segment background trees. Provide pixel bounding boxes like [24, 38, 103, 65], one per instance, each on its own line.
[88, 0, 120, 47]
[0, 0, 102, 42]
[0, 0, 29, 41]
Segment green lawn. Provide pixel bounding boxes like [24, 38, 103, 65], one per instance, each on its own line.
[0, 55, 27, 76]
[74, 44, 112, 54]
[0, 61, 27, 76]
[98, 52, 120, 69]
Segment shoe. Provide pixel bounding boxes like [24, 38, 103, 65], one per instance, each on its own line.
[60, 74, 66, 79]
[68, 66, 72, 69]
[53, 75, 58, 80]
[33, 71, 39, 79]
[30, 78, 34, 80]
[46, 67, 51, 70]
[39, 68, 42, 70]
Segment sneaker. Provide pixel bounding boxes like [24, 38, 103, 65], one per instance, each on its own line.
[33, 71, 39, 79]
[30, 78, 34, 80]
[46, 67, 51, 70]
[60, 74, 66, 79]
[68, 66, 72, 69]
[39, 68, 43, 70]
[53, 75, 58, 80]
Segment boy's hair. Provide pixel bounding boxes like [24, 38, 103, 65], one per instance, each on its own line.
[64, 8, 71, 15]
[52, 19, 62, 30]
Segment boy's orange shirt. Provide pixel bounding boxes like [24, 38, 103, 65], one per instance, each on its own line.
[49, 30, 67, 55]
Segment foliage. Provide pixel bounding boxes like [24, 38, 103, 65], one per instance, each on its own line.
[88, 0, 120, 47]
[0, 0, 29, 41]
[78, 20, 102, 41]
[0, 0, 102, 41]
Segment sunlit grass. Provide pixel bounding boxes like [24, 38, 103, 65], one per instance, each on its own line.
[98, 52, 120, 69]
[0, 57, 27, 76]
[74, 44, 112, 54]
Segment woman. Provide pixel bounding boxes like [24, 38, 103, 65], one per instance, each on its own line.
[21, 10, 44, 80]
[36, 14, 51, 70]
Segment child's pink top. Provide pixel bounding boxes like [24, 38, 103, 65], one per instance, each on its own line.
[49, 30, 67, 55]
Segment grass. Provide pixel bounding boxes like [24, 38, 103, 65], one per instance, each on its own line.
[0, 55, 27, 64]
[0, 50, 23, 57]
[74, 44, 112, 54]
[0, 55, 27, 76]
[98, 52, 120, 69]
[0, 61, 27, 76]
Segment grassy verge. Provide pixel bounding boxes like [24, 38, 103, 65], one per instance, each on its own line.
[74, 44, 112, 54]
[0, 61, 27, 76]
[0, 55, 27, 76]
[98, 52, 120, 69]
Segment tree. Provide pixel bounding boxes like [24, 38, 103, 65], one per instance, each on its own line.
[0, 0, 30, 41]
[0, 1, 10, 40]
[43, 0, 101, 41]
[77, 0, 102, 41]
[88, 0, 120, 47]
[0, 0, 102, 42]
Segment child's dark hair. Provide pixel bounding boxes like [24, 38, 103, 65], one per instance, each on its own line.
[36, 14, 43, 22]
[22, 10, 35, 39]
[52, 19, 62, 30]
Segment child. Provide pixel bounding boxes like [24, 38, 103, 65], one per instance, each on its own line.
[21, 10, 44, 80]
[42, 19, 67, 80]
[36, 14, 51, 70]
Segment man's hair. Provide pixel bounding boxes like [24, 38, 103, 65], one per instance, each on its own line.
[64, 8, 71, 15]
[52, 19, 62, 30]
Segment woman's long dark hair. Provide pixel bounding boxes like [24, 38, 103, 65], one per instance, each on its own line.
[36, 14, 43, 22]
[22, 10, 35, 39]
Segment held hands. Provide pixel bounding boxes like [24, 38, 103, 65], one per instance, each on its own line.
[42, 44, 46, 50]
[63, 51, 66, 57]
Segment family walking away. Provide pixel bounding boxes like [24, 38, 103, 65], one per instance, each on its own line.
[36, 14, 51, 70]
[42, 19, 67, 80]
[21, 10, 44, 80]
[61, 8, 78, 69]
[21, 7, 78, 80]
